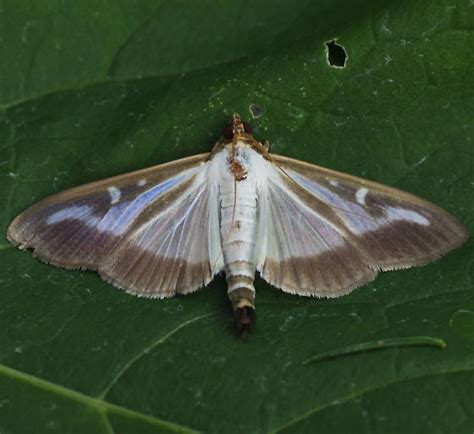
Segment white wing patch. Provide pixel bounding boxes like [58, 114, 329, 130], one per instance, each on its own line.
[356, 187, 368, 205]
[107, 186, 121, 204]
[47, 205, 100, 226]
[385, 206, 430, 226]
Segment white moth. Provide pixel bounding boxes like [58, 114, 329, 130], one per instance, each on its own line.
[7, 114, 469, 335]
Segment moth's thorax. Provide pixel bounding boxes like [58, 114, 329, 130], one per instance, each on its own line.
[222, 139, 254, 149]
[215, 144, 265, 184]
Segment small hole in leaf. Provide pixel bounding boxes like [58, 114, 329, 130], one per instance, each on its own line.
[249, 103, 264, 119]
[325, 40, 347, 68]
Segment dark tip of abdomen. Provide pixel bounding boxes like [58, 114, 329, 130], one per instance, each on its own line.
[227, 286, 256, 338]
[235, 306, 256, 338]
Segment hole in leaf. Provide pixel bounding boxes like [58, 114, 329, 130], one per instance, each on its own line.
[249, 103, 264, 119]
[325, 40, 347, 68]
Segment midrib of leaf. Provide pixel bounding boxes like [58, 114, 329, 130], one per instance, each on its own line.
[270, 366, 474, 433]
[0, 311, 470, 434]
[3, 344, 471, 434]
[0, 362, 198, 433]
[0, 51, 254, 112]
[0, 311, 217, 433]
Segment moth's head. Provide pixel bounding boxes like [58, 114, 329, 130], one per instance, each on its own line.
[222, 113, 253, 141]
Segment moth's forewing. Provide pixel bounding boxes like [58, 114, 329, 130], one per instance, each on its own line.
[254, 154, 468, 296]
[7, 153, 223, 297]
[254, 163, 377, 297]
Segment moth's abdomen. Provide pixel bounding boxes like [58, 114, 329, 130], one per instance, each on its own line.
[220, 187, 258, 294]
[220, 184, 258, 334]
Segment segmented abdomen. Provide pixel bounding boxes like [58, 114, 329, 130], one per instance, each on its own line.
[220, 180, 258, 295]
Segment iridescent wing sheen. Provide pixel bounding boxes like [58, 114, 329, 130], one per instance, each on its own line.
[8, 153, 224, 297]
[255, 154, 468, 297]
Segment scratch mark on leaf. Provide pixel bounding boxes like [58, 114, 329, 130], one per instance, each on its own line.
[388, 119, 409, 171]
[302, 336, 446, 365]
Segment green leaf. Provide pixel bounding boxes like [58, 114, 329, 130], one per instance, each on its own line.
[1, 1, 473, 433]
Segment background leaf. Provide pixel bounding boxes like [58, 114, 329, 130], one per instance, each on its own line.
[1, 1, 473, 433]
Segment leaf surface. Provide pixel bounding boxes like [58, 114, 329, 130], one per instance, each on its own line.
[1, 1, 473, 433]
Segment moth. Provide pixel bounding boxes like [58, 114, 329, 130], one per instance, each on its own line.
[7, 114, 469, 336]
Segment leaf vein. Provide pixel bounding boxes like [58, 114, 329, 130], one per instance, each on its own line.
[98, 311, 216, 398]
[0, 363, 198, 433]
[270, 366, 474, 433]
